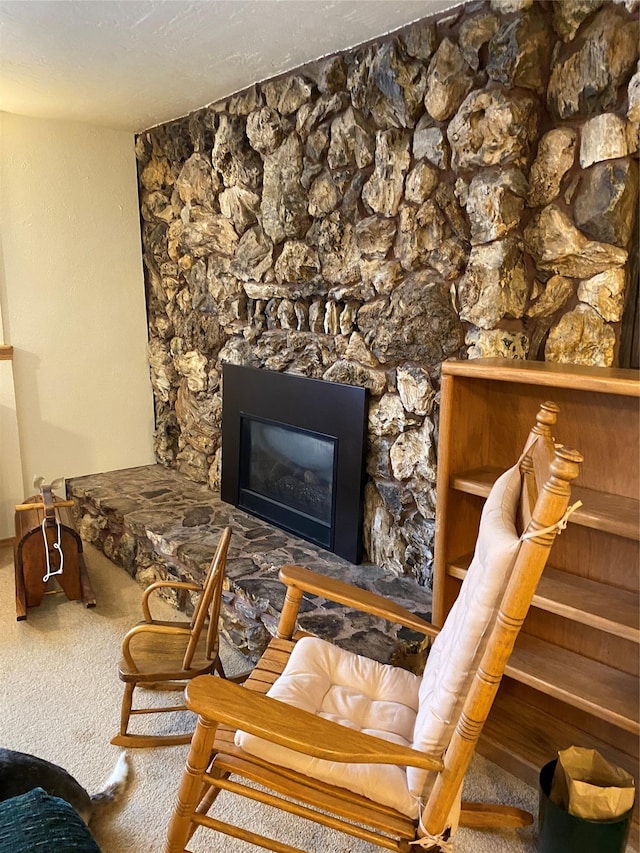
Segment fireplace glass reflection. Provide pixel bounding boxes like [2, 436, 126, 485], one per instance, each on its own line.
[239, 416, 337, 548]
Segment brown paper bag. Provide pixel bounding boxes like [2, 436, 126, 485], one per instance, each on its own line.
[550, 747, 635, 821]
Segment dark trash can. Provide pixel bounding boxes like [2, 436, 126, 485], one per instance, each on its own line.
[538, 760, 633, 853]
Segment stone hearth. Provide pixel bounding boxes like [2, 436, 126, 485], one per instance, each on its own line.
[67, 465, 432, 665]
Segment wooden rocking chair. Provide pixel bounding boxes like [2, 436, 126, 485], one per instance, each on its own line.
[111, 526, 232, 748]
[165, 404, 583, 851]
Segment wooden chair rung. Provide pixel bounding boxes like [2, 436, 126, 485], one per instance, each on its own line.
[130, 703, 187, 715]
[111, 732, 193, 748]
[192, 812, 305, 853]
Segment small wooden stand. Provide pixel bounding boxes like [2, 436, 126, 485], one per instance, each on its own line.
[14, 484, 96, 620]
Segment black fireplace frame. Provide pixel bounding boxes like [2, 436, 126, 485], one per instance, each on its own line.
[221, 363, 368, 563]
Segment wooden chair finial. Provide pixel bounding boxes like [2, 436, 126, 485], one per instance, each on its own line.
[550, 445, 584, 482]
[533, 401, 559, 436]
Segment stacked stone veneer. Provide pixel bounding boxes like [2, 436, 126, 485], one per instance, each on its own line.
[137, 0, 639, 587]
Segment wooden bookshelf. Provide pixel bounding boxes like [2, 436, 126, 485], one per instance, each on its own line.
[433, 358, 639, 827]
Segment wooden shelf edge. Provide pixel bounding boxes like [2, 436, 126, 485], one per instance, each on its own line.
[0, 345, 13, 361]
[450, 468, 498, 498]
[480, 699, 638, 792]
[450, 468, 640, 541]
[442, 358, 640, 397]
[437, 359, 640, 844]
[571, 484, 640, 541]
[448, 557, 640, 643]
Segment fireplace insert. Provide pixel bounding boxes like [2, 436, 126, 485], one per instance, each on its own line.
[221, 364, 368, 563]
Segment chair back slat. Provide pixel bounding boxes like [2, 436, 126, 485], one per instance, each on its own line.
[183, 527, 231, 670]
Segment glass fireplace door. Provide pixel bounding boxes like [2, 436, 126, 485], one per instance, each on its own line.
[238, 416, 337, 549]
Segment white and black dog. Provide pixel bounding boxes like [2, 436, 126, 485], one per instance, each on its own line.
[0, 748, 129, 824]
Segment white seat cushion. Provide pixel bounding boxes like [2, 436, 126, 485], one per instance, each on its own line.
[407, 461, 523, 799]
[236, 635, 424, 817]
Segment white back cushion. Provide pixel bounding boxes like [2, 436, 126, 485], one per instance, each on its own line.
[407, 461, 522, 799]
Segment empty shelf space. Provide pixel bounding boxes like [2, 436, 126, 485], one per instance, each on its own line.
[450, 468, 640, 540]
[507, 634, 639, 735]
[448, 556, 639, 643]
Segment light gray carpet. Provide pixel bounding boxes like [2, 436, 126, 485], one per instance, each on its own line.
[0, 543, 623, 853]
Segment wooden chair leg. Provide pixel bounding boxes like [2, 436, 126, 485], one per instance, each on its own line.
[164, 715, 219, 853]
[111, 681, 195, 748]
[78, 552, 96, 608]
[186, 762, 227, 843]
[14, 552, 27, 621]
[118, 682, 135, 739]
[214, 655, 250, 684]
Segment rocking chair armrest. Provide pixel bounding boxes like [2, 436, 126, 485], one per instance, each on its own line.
[121, 622, 192, 670]
[186, 675, 443, 773]
[278, 564, 438, 638]
[141, 580, 202, 622]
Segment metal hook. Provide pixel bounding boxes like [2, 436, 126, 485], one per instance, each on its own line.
[41, 516, 64, 582]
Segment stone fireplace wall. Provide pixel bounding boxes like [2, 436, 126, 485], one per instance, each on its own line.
[136, 0, 639, 586]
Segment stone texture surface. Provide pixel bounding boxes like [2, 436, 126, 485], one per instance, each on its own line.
[574, 158, 639, 247]
[524, 205, 628, 278]
[577, 268, 627, 322]
[459, 238, 528, 329]
[448, 89, 539, 171]
[527, 128, 577, 207]
[629, 62, 640, 122]
[464, 169, 526, 244]
[547, 7, 639, 119]
[579, 114, 630, 167]
[486, 6, 553, 93]
[67, 465, 432, 665]
[552, 0, 604, 43]
[466, 328, 530, 359]
[545, 304, 616, 365]
[424, 38, 474, 121]
[136, 0, 639, 582]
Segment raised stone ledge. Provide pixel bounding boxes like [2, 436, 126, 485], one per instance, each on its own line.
[67, 464, 432, 667]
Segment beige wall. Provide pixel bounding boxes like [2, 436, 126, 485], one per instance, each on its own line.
[0, 112, 155, 536]
[0, 307, 22, 539]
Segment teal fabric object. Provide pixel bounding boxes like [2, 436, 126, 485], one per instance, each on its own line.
[0, 787, 101, 852]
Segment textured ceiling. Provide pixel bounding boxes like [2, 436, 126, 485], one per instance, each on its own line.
[0, 0, 461, 133]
